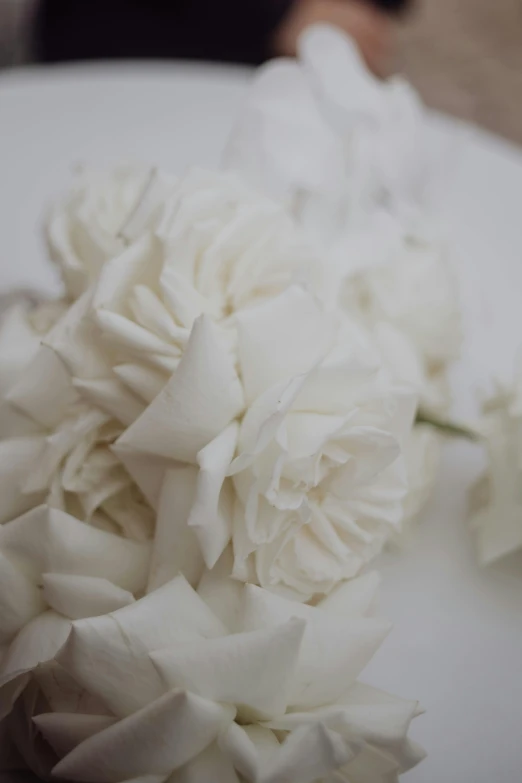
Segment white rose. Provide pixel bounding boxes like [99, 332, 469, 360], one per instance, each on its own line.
[114, 285, 414, 600]
[0, 504, 151, 727]
[470, 366, 522, 564]
[225, 23, 461, 384]
[2, 568, 424, 782]
[0, 299, 153, 540]
[47, 165, 172, 299]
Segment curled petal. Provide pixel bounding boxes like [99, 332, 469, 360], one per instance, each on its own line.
[33, 713, 117, 758]
[152, 618, 305, 721]
[169, 743, 240, 783]
[53, 689, 235, 783]
[42, 574, 135, 620]
[1, 611, 71, 678]
[0, 551, 45, 644]
[261, 723, 354, 783]
[236, 285, 333, 405]
[0, 436, 46, 524]
[117, 316, 243, 463]
[58, 576, 226, 717]
[0, 505, 151, 593]
[189, 422, 238, 569]
[147, 466, 204, 592]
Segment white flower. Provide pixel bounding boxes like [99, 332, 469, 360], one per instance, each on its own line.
[0, 504, 151, 725]
[115, 285, 414, 600]
[47, 165, 173, 299]
[0, 302, 153, 539]
[3, 568, 424, 782]
[470, 365, 522, 564]
[225, 24, 426, 266]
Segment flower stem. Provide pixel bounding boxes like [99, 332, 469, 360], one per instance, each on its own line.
[416, 409, 479, 441]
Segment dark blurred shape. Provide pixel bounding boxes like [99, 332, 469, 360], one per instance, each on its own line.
[34, 0, 410, 66]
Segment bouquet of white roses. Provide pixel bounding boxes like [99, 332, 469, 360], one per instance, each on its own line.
[0, 24, 464, 783]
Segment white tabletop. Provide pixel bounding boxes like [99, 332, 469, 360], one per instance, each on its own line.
[1, 62, 522, 783]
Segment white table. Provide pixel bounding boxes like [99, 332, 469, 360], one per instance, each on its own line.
[1, 62, 522, 783]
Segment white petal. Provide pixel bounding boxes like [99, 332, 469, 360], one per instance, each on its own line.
[111, 444, 170, 510]
[53, 689, 235, 783]
[33, 660, 111, 715]
[147, 466, 204, 592]
[73, 378, 144, 426]
[7, 346, 77, 429]
[34, 713, 117, 758]
[189, 423, 238, 569]
[0, 505, 150, 593]
[240, 585, 391, 709]
[236, 285, 333, 404]
[117, 316, 243, 463]
[219, 723, 279, 782]
[58, 576, 226, 717]
[261, 723, 353, 783]
[317, 572, 380, 617]
[0, 670, 29, 720]
[196, 547, 244, 631]
[0, 302, 40, 396]
[0, 611, 71, 681]
[0, 551, 45, 644]
[0, 436, 46, 524]
[152, 618, 305, 720]
[42, 574, 135, 620]
[93, 233, 162, 314]
[114, 363, 167, 404]
[169, 743, 240, 783]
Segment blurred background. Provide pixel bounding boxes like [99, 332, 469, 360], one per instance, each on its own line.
[0, 0, 521, 145]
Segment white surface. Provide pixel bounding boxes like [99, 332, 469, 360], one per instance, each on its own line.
[1, 62, 522, 783]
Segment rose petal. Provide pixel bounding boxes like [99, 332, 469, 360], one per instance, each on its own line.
[317, 572, 380, 617]
[240, 584, 391, 709]
[72, 378, 144, 427]
[262, 723, 353, 783]
[196, 547, 243, 631]
[0, 551, 45, 644]
[111, 445, 171, 510]
[53, 689, 235, 783]
[152, 618, 305, 721]
[147, 466, 204, 592]
[189, 422, 238, 569]
[42, 574, 135, 620]
[57, 576, 226, 717]
[117, 316, 243, 463]
[236, 285, 333, 405]
[0, 610, 71, 683]
[33, 713, 117, 758]
[0, 436, 45, 524]
[169, 743, 240, 783]
[7, 346, 77, 429]
[0, 505, 150, 593]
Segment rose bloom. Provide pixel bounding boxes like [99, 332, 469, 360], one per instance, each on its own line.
[113, 285, 414, 601]
[42, 168, 414, 600]
[0, 567, 424, 783]
[0, 301, 153, 540]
